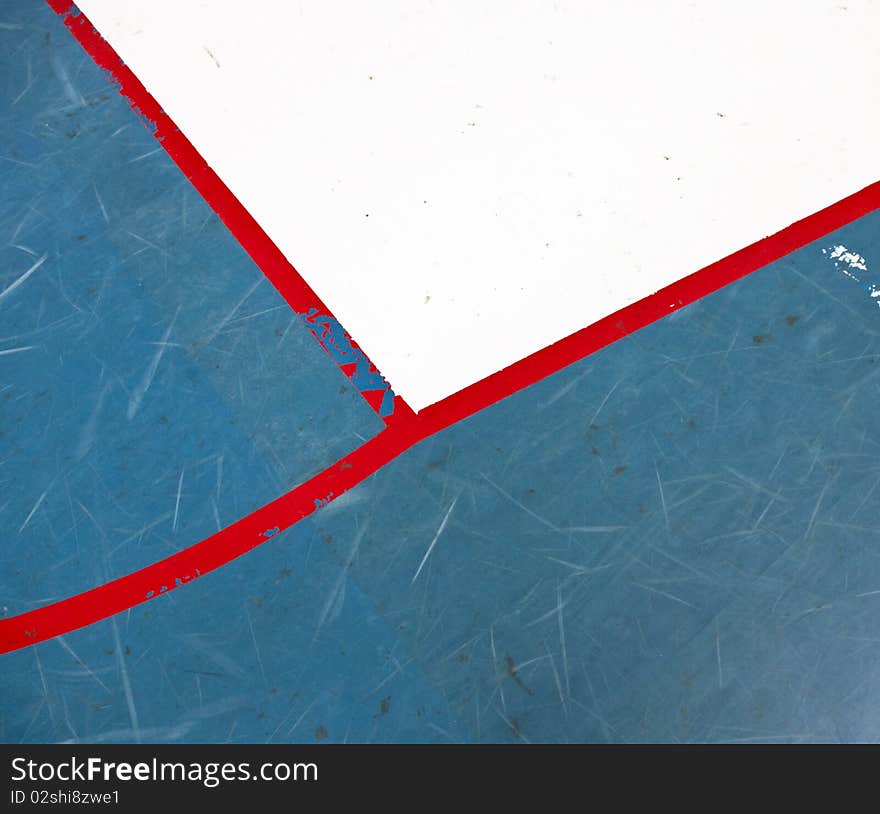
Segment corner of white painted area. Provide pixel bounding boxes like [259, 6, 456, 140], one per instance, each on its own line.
[76, 0, 880, 410]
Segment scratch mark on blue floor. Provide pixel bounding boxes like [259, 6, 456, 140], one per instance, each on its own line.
[127, 307, 179, 420]
[19, 480, 54, 534]
[172, 468, 185, 532]
[111, 616, 140, 743]
[0, 253, 47, 305]
[411, 496, 458, 584]
[481, 473, 560, 532]
[56, 636, 110, 694]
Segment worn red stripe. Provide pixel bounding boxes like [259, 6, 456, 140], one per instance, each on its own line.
[5, 0, 878, 654]
[47, 0, 402, 421]
[5, 176, 880, 653]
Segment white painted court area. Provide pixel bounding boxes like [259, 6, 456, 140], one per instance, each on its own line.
[77, 0, 880, 410]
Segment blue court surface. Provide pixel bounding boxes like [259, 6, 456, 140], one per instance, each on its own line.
[3, 0, 880, 743]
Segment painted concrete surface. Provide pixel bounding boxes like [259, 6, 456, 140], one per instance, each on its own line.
[75, 0, 880, 409]
[306, 212, 880, 743]
[2, 519, 463, 744]
[0, 2, 384, 612]
[7, 199, 880, 740]
[3, 1, 880, 744]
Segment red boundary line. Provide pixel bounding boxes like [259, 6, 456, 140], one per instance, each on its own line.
[4, 172, 880, 654]
[4, 0, 879, 654]
[45, 0, 410, 424]
[417, 177, 880, 426]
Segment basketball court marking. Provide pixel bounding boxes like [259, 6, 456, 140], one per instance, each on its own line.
[46, 0, 407, 422]
[3, 1, 878, 653]
[68, 0, 880, 411]
[3, 174, 880, 653]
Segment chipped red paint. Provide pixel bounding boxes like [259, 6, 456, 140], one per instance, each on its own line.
[46, 0, 400, 420]
[1, 424, 418, 653]
[6, 0, 879, 653]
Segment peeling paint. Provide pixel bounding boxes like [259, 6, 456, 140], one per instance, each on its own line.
[823, 244, 879, 307]
[300, 309, 396, 417]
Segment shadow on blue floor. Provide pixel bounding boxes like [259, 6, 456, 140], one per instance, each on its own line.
[0, 1, 383, 612]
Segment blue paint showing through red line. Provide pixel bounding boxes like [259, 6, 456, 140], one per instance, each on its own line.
[301, 309, 396, 417]
[45, 0, 403, 423]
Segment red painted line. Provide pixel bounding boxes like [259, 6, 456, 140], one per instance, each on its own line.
[1, 424, 418, 654]
[418, 178, 880, 426]
[4, 172, 880, 654]
[46, 0, 401, 421]
[7, 1, 877, 654]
